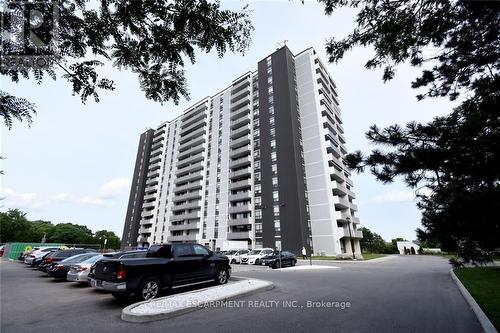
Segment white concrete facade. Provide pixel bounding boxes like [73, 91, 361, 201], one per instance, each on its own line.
[125, 47, 362, 256]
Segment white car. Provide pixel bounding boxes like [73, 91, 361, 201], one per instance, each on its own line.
[24, 247, 60, 265]
[242, 248, 275, 265]
[225, 249, 250, 264]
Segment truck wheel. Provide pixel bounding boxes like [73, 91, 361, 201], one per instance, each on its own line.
[137, 277, 161, 301]
[215, 267, 229, 285]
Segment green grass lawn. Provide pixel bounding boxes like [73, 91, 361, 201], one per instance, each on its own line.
[307, 253, 387, 261]
[454, 267, 500, 330]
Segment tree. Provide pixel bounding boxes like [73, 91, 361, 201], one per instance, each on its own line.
[0, 0, 253, 128]
[49, 223, 95, 245]
[0, 209, 33, 242]
[359, 227, 386, 253]
[93, 230, 121, 250]
[30, 220, 56, 243]
[320, 0, 500, 255]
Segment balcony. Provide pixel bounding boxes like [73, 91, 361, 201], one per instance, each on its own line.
[229, 145, 251, 159]
[170, 211, 201, 222]
[171, 200, 201, 212]
[230, 134, 251, 149]
[182, 103, 208, 121]
[175, 170, 203, 184]
[174, 179, 203, 193]
[350, 202, 358, 211]
[147, 170, 160, 179]
[347, 188, 356, 199]
[228, 204, 252, 214]
[352, 216, 360, 224]
[144, 184, 158, 194]
[229, 178, 252, 190]
[146, 178, 159, 186]
[177, 144, 205, 161]
[229, 168, 251, 179]
[178, 136, 205, 152]
[333, 196, 350, 209]
[172, 190, 203, 202]
[228, 218, 252, 227]
[231, 116, 251, 131]
[176, 161, 204, 175]
[329, 165, 344, 182]
[227, 231, 251, 240]
[179, 127, 206, 145]
[151, 141, 164, 151]
[176, 153, 204, 169]
[331, 181, 347, 196]
[353, 230, 363, 238]
[230, 85, 251, 104]
[149, 161, 161, 171]
[230, 123, 251, 139]
[231, 76, 251, 93]
[143, 192, 156, 201]
[138, 227, 152, 234]
[141, 210, 154, 219]
[229, 155, 251, 169]
[142, 200, 156, 209]
[336, 210, 350, 222]
[228, 191, 251, 202]
[169, 222, 199, 231]
[230, 104, 251, 121]
[327, 139, 341, 158]
[167, 234, 198, 242]
[230, 98, 251, 113]
[180, 117, 206, 136]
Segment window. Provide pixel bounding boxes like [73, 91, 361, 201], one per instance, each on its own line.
[273, 191, 279, 201]
[173, 244, 193, 257]
[272, 176, 278, 186]
[254, 160, 261, 169]
[193, 244, 210, 256]
[255, 184, 261, 193]
[255, 209, 262, 219]
[274, 206, 280, 216]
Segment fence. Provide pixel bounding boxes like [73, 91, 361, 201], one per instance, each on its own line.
[1, 242, 103, 260]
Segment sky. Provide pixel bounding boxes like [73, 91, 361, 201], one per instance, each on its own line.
[0, 1, 459, 242]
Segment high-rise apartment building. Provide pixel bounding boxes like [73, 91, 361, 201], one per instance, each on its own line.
[121, 46, 363, 257]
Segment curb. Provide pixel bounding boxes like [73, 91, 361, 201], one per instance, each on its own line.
[121, 277, 274, 323]
[450, 269, 498, 333]
[296, 255, 396, 264]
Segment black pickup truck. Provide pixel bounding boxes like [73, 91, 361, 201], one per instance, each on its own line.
[92, 243, 231, 300]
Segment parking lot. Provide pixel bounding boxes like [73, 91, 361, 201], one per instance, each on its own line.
[0, 255, 483, 333]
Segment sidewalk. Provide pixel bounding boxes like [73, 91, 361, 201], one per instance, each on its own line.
[297, 255, 397, 264]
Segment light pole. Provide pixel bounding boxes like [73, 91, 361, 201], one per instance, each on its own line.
[346, 217, 355, 260]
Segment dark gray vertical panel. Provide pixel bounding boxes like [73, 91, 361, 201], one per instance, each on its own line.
[270, 47, 310, 255]
[121, 129, 154, 249]
[257, 58, 276, 249]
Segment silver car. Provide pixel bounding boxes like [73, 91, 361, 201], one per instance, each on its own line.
[67, 254, 104, 284]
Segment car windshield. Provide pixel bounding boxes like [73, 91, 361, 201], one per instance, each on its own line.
[81, 255, 103, 264]
[61, 253, 96, 263]
[226, 250, 237, 255]
[249, 250, 261, 255]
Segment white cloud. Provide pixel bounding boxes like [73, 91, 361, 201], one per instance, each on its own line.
[49, 193, 75, 202]
[78, 177, 131, 206]
[0, 188, 47, 209]
[371, 190, 415, 204]
[98, 177, 131, 198]
[80, 196, 109, 206]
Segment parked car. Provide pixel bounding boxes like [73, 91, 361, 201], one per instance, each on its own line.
[87, 250, 147, 284]
[242, 248, 275, 265]
[67, 255, 104, 284]
[91, 243, 231, 301]
[38, 249, 97, 272]
[48, 253, 101, 280]
[260, 251, 297, 269]
[0, 245, 5, 257]
[24, 247, 61, 265]
[225, 249, 250, 264]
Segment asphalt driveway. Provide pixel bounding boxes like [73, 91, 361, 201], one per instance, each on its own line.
[0, 255, 481, 333]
